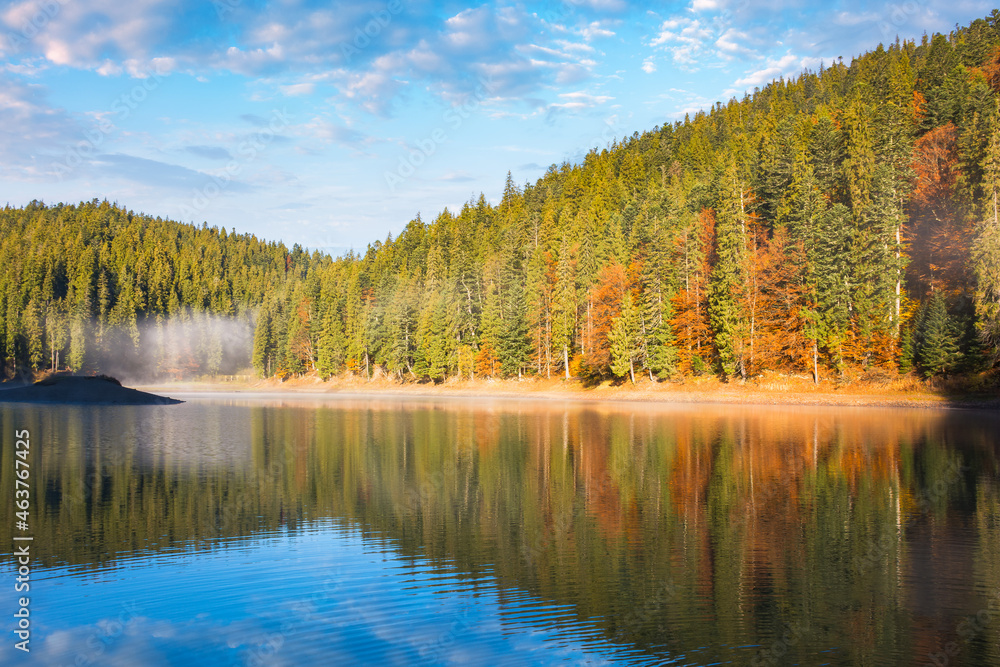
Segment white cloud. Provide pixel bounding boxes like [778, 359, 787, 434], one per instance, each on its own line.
[691, 0, 724, 10]
[641, 57, 656, 73]
[2, 58, 49, 76]
[443, 5, 528, 53]
[94, 58, 124, 76]
[733, 53, 826, 89]
[716, 28, 755, 57]
[280, 82, 315, 96]
[649, 16, 714, 66]
[555, 39, 595, 54]
[0, 73, 81, 178]
[296, 116, 368, 147]
[1, 0, 614, 121]
[833, 11, 882, 26]
[1, 0, 176, 70]
[340, 67, 403, 116]
[580, 21, 616, 40]
[217, 43, 286, 76]
[648, 5, 782, 70]
[547, 90, 613, 112]
[395, 6, 602, 108]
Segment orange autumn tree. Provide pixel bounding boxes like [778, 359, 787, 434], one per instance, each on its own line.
[671, 208, 715, 374]
[752, 227, 812, 374]
[908, 122, 972, 299]
[474, 342, 500, 377]
[982, 44, 1000, 93]
[582, 262, 629, 376]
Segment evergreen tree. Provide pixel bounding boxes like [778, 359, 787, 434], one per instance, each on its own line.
[609, 290, 640, 383]
[252, 306, 275, 376]
[812, 205, 854, 373]
[476, 279, 503, 377]
[709, 163, 751, 379]
[23, 300, 44, 371]
[497, 260, 530, 378]
[914, 291, 960, 377]
[973, 109, 1000, 361]
[639, 208, 679, 380]
[551, 236, 577, 379]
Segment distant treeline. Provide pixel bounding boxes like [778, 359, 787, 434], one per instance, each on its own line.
[4, 13, 1000, 383]
[0, 200, 283, 379]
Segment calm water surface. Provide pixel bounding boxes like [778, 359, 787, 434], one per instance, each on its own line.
[1, 395, 999, 665]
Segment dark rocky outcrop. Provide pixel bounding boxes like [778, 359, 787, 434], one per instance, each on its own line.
[0, 375, 182, 405]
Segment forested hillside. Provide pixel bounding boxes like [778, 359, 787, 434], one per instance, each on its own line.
[4, 14, 1000, 384]
[0, 200, 288, 379]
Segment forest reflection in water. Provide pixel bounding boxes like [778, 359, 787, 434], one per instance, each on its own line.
[1, 397, 999, 665]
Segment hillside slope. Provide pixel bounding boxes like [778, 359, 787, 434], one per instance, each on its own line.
[4, 13, 1000, 386]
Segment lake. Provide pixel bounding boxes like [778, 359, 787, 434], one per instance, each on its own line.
[2, 395, 999, 665]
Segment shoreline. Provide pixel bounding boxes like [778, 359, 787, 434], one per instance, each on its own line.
[132, 373, 1000, 411]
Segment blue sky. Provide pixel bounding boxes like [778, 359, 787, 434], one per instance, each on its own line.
[0, 0, 993, 255]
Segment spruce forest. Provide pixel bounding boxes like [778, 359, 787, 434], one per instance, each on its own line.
[4, 14, 1000, 385]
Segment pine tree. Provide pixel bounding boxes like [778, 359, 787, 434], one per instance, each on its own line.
[551, 236, 577, 379]
[646, 318, 679, 380]
[0, 289, 6, 377]
[45, 303, 67, 371]
[915, 291, 960, 377]
[497, 262, 530, 378]
[377, 277, 417, 379]
[23, 299, 44, 370]
[252, 306, 275, 376]
[609, 290, 640, 383]
[290, 297, 316, 373]
[414, 245, 453, 381]
[709, 163, 752, 379]
[973, 108, 1000, 361]
[524, 245, 552, 376]
[476, 278, 503, 377]
[639, 208, 679, 380]
[812, 205, 854, 373]
[68, 312, 87, 372]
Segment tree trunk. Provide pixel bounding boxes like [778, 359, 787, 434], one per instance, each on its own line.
[546, 318, 552, 378]
[563, 345, 570, 380]
[812, 341, 819, 385]
[895, 222, 902, 336]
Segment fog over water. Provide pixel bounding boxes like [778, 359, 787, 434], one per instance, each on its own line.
[89, 313, 253, 383]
